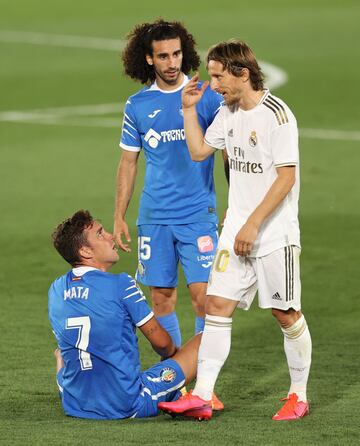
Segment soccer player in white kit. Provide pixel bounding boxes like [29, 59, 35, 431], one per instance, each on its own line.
[158, 40, 312, 421]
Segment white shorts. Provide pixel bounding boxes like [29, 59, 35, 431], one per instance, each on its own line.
[207, 244, 301, 311]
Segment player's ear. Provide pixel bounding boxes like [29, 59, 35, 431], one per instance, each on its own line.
[146, 54, 153, 66]
[240, 67, 250, 83]
[79, 245, 93, 260]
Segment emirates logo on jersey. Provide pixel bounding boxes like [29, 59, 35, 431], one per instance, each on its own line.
[249, 130, 257, 147]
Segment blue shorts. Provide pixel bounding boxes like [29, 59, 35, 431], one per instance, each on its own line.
[136, 222, 218, 287]
[135, 358, 185, 418]
[56, 359, 184, 419]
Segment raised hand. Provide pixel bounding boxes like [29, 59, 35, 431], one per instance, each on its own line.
[182, 73, 209, 110]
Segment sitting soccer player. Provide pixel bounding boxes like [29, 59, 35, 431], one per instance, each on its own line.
[48, 209, 202, 420]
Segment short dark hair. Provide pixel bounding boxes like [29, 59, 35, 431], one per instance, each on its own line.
[122, 18, 200, 84]
[207, 39, 264, 91]
[52, 210, 94, 266]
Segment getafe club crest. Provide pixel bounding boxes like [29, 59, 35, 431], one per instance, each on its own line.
[249, 130, 257, 147]
[137, 261, 145, 276]
[160, 367, 176, 383]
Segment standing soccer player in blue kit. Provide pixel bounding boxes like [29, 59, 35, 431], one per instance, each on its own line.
[114, 19, 224, 348]
[48, 210, 203, 420]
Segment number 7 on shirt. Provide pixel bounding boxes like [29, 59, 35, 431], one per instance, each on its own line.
[66, 316, 93, 370]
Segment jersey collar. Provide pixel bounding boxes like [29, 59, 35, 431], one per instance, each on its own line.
[258, 89, 270, 105]
[72, 266, 98, 277]
[148, 74, 189, 94]
[237, 89, 270, 113]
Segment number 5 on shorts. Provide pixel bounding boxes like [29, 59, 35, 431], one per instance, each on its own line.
[138, 236, 151, 260]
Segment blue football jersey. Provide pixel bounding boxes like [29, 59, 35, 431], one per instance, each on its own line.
[48, 267, 154, 419]
[120, 75, 223, 225]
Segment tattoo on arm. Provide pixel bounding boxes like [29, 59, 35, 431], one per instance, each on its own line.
[145, 325, 158, 336]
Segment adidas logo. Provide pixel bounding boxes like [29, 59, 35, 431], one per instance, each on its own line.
[228, 128, 234, 137]
[272, 292, 282, 301]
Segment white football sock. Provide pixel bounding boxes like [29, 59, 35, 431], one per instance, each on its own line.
[281, 315, 312, 402]
[193, 314, 232, 401]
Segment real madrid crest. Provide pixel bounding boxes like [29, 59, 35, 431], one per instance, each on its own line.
[249, 130, 257, 148]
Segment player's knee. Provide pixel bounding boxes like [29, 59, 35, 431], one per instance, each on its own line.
[272, 307, 302, 328]
[151, 287, 176, 314]
[190, 293, 206, 315]
[151, 287, 175, 302]
[205, 296, 231, 316]
[152, 299, 175, 315]
[192, 302, 206, 317]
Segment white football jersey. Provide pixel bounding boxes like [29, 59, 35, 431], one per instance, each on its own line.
[204, 90, 300, 257]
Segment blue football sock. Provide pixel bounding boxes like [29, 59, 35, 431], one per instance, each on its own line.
[157, 312, 182, 347]
[195, 316, 205, 334]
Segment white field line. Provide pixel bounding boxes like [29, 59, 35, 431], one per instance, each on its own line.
[0, 32, 358, 141]
[0, 103, 124, 122]
[11, 116, 122, 128]
[299, 128, 360, 142]
[0, 30, 286, 90]
[0, 30, 124, 51]
[0, 103, 359, 141]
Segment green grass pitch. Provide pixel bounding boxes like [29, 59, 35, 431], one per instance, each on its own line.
[1, 1, 359, 444]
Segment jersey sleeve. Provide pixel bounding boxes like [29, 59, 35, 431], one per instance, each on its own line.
[199, 86, 223, 128]
[207, 88, 223, 120]
[204, 106, 226, 150]
[119, 100, 142, 152]
[270, 122, 299, 167]
[119, 275, 154, 327]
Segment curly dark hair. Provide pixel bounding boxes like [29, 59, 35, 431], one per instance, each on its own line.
[52, 210, 94, 266]
[207, 40, 264, 91]
[122, 19, 200, 84]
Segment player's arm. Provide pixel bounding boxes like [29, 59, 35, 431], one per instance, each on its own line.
[122, 276, 177, 358]
[234, 166, 296, 256]
[139, 316, 178, 359]
[220, 150, 229, 226]
[114, 150, 140, 252]
[182, 73, 216, 161]
[222, 149, 229, 184]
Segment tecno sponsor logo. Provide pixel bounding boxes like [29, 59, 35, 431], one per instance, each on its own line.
[144, 128, 185, 148]
[161, 128, 186, 143]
